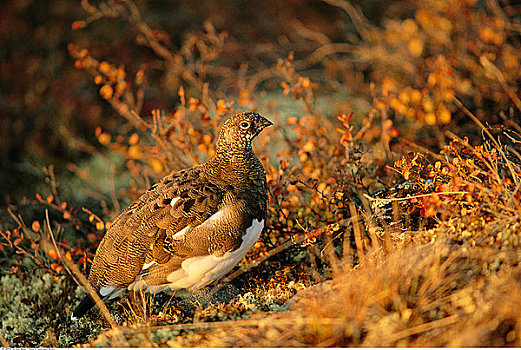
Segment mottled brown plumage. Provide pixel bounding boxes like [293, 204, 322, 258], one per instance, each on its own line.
[71, 112, 272, 320]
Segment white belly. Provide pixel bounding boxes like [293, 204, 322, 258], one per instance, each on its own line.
[166, 218, 264, 291]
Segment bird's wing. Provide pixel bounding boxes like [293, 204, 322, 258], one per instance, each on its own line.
[131, 206, 256, 291]
[88, 166, 234, 293]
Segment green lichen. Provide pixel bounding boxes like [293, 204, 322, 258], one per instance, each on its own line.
[252, 280, 307, 312]
[0, 272, 104, 347]
[1, 273, 62, 346]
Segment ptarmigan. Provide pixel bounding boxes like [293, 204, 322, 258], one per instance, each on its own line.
[71, 112, 272, 320]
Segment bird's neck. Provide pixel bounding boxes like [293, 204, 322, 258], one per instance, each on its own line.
[204, 147, 259, 186]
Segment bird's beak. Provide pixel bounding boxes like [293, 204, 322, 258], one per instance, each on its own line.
[258, 117, 273, 130]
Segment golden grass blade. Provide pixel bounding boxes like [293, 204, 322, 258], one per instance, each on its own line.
[349, 202, 365, 263]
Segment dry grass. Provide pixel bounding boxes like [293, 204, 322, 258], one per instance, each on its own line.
[85, 232, 521, 347]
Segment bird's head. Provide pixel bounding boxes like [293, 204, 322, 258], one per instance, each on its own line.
[216, 112, 273, 155]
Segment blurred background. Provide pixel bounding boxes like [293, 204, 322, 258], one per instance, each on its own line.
[2, 0, 494, 206]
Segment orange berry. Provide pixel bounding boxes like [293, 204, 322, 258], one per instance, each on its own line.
[99, 84, 113, 99]
[128, 145, 142, 159]
[99, 61, 111, 74]
[129, 133, 139, 145]
[98, 132, 111, 145]
[149, 158, 164, 174]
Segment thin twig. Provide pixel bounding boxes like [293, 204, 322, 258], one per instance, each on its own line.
[363, 191, 469, 204]
[386, 314, 459, 343]
[291, 18, 332, 45]
[400, 138, 446, 163]
[62, 253, 119, 330]
[322, 233, 341, 275]
[342, 218, 353, 266]
[0, 330, 9, 347]
[39, 212, 118, 328]
[131, 314, 357, 333]
[7, 208, 35, 239]
[307, 43, 353, 64]
[453, 97, 519, 186]
[320, 0, 373, 42]
[81, 207, 103, 223]
[44, 210, 81, 287]
[479, 56, 521, 112]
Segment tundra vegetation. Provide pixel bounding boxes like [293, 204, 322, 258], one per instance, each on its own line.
[1, 0, 521, 346]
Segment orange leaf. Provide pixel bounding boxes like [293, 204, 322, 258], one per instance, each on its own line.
[71, 20, 86, 30]
[63, 211, 71, 220]
[36, 193, 43, 201]
[60, 202, 67, 210]
[65, 251, 73, 261]
[32, 220, 40, 232]
[88, 214, 95, 222]
[46, 195, 54, 203]
[48, 248, 58, 260]
[96, 221, 105, 230]
[303, 142, 314, 153]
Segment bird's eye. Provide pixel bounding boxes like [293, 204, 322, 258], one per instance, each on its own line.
[240, 121, 250, 129]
